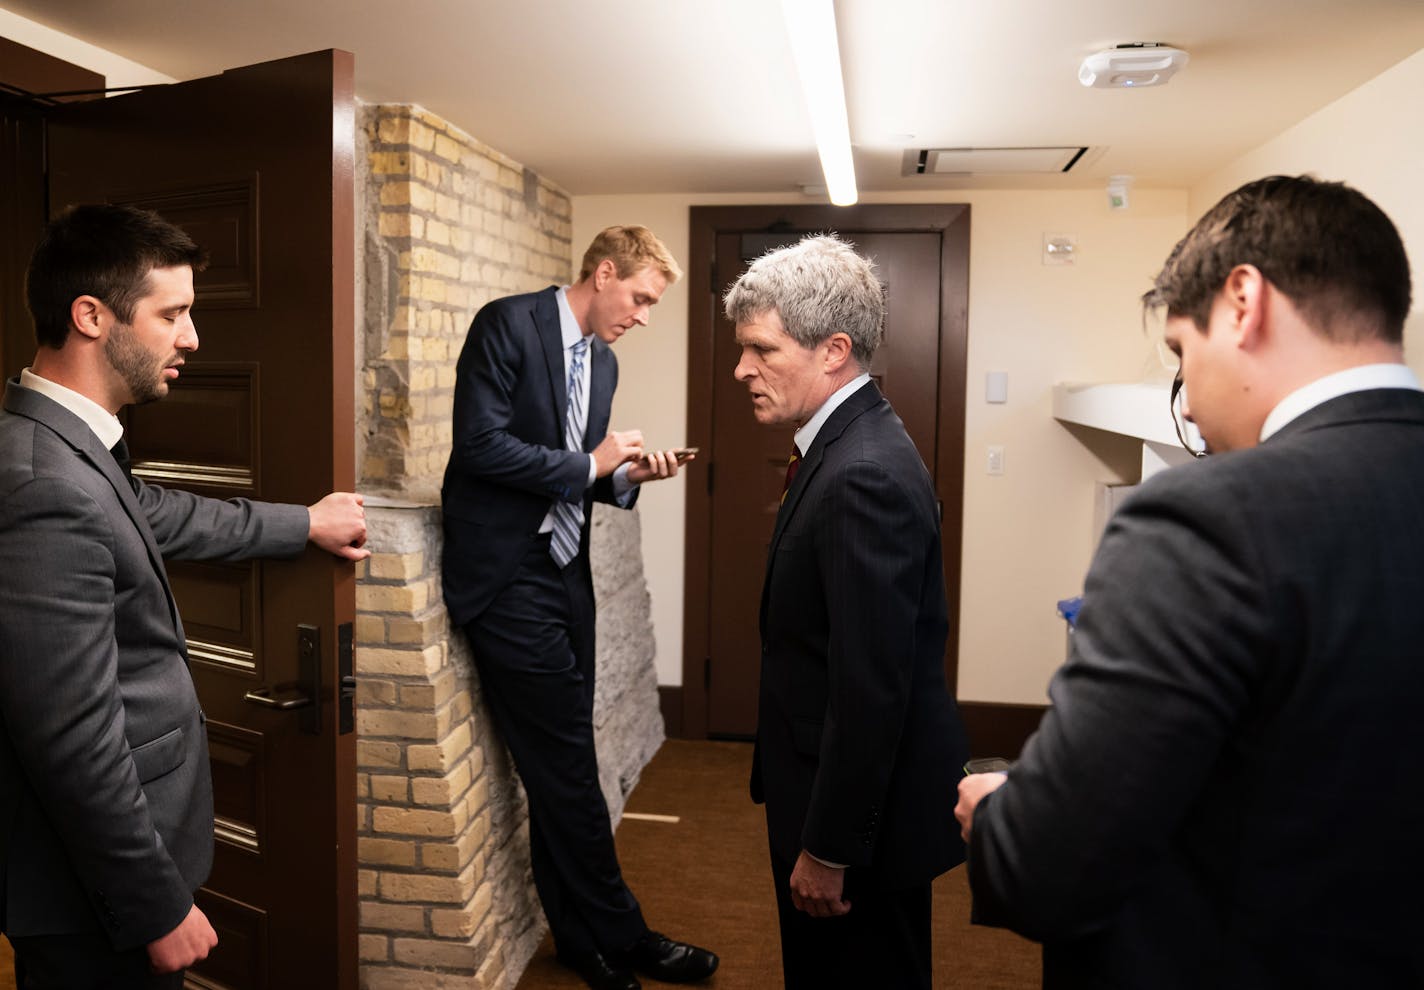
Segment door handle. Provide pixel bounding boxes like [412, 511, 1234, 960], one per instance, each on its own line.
[241, 624, 322, 735]
[243, 685, 311, 710]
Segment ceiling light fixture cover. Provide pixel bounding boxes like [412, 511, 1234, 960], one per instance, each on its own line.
[1079, 43, 1189, 89]
[782, 0, 858, 205]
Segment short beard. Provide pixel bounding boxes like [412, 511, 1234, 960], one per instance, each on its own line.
[105, 321, 166, 405]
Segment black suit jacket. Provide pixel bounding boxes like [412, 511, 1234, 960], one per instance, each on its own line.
[0, 379, 309, 950]
[753, 381, 968, 890]
[441, 287, 632, 624]
[969, 388, 1424, 987]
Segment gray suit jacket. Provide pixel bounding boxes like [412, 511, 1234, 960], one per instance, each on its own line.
[968, 388, 1424, 987]
[0, 378, 309, 950]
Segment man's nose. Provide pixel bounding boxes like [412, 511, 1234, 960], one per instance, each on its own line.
[633, 307, 650, 327]
[179, 317, 199, 352]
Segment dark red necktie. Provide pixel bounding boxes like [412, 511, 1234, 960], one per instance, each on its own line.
[781, 445, 801, 503]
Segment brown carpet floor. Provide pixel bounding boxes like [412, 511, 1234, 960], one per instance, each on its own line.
[517, 738, 1041, 989]
[0, 740, 1039, 990]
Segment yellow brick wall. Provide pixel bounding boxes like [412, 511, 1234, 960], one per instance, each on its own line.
[360, 104, 572, 501]
[355, 101, 574, 990]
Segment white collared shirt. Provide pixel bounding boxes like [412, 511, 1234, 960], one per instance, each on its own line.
[20, 367, 124, 450]
[793, 372, 872, 456]
[1260, 363, 1421, 442]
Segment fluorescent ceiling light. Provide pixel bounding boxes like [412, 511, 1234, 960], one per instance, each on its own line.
[781, 0, 857, 206]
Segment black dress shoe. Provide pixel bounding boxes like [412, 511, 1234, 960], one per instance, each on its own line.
[557, 948, 641, 990]
[614, 931, 719, 983]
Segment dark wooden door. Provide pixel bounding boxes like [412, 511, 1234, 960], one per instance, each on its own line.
[44, 50, 357, 990]
[685, 205, 970, 739]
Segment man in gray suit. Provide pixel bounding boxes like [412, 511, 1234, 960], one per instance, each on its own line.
[0, 204, 369, 989]
[956, 176, 1424, 986]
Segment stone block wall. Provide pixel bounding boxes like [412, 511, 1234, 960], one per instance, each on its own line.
[352, 104, 665, 989]
[360, 103, 572, 500]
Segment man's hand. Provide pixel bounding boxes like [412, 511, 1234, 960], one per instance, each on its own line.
[307, 492, 370, 561]
[591, 429, 645, 477]
[626, 448, 694, 485]
[147, 903, 217, 974]
[955, 771, 1009, 843]
[789, 850, 851, 918]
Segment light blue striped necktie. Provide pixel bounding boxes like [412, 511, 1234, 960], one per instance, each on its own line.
[550, 335, 590, 567]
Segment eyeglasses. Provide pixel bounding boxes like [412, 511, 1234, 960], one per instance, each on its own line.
[1169, 369, 1206, 458]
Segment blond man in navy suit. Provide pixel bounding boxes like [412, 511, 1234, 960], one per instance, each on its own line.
[441, 227, 717, 990]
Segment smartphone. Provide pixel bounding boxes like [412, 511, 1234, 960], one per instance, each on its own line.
[641, 446, 698, 464]
[963, 757, 1012, 775]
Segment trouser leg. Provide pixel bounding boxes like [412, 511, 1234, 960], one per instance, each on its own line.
[464, 542, 646, 956]
[769, 840, 932, 990]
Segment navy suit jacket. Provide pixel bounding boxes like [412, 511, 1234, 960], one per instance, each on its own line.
[969, 388, 1424, 987]
[0, 379, 309, 949]
[441, 287, 632, 624]
[753, 381, 969, 890]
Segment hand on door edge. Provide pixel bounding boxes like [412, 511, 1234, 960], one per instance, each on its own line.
[307, 492, 370, 560]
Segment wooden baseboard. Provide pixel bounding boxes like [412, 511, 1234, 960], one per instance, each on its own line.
[659, 690, 1046, 755]
[658, 686, 685, 738]
[958, 701, 1049, 760]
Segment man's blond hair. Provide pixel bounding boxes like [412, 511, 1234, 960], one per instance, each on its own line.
[578, 225, 682, 284]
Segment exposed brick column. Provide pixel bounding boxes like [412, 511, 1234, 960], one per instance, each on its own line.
[352, 105, 664, 990]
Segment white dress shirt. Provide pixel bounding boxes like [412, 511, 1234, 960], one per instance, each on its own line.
[20, 368, 123, 450]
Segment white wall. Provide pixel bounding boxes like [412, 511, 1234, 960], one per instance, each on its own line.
[0, 7, 174, 86]
[575, 189, 1190, 699]
[1191, 48, 1424, 373]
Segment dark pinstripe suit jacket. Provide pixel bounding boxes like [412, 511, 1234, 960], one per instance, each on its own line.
[0, 379, 309, 950]
[752, 380, 969, 890]
[969, 387, 1424, 987]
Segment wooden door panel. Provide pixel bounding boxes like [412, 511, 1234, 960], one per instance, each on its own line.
[113, 178, 261, 308]
[44, 50, 356, 989]
[128, 363, 260, 492]
[168, 561, 261, 675]
[857, 232, 941, 470]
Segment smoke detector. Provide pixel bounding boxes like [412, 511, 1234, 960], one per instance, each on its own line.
[1079, 43, 1189, 89]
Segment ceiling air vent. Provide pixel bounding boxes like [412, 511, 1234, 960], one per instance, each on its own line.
[902, 147, 1091, 176]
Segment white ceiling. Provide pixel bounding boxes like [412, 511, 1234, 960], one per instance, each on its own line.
[7, 0, 1424, 196]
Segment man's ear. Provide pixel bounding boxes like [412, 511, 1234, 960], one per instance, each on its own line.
[1223, 264, 1269, 351]
[69, 295, 106, 342]
[592, 258, 618, 291]
[821, 332, 854, 372]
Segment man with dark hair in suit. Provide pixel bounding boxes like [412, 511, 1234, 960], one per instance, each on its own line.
[441, 226, 717, 990]
[0, 203, 369, 989]
[727, 234, 969, 990]
[956, 175, 1424, 986]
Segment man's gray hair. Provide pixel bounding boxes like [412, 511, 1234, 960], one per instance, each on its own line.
[723, 234, 885, 367]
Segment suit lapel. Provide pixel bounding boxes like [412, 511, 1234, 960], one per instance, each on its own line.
[760, 381, 884, 629]
[3, 381, 185, 642]
[532, 288, 569, 438]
